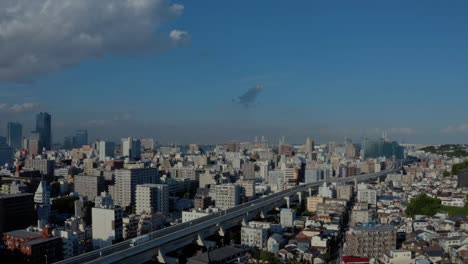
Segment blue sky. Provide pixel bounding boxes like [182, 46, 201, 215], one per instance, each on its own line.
[1, 0, 467, 144]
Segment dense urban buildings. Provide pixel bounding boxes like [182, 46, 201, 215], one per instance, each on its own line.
[1, 111, 467, 264]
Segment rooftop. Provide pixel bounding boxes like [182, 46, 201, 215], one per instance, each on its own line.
[4, 230, 42, 239]
[187, 246, 246, 264]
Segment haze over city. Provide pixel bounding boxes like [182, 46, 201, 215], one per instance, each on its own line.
[1, 0, 468, 144]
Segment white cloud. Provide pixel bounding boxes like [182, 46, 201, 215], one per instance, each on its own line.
[169, 30, 190, 43]
[0, 0, 188, 82]
[0, 102, 40, 112]
[442, 124, 468, 133]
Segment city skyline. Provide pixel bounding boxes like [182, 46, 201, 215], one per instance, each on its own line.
[1, 0, 468, 144]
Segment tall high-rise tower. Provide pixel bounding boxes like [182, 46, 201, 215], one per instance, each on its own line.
[305, 137, 314, 154]
[36, 112, 52, 151]
[7, 122, 22, 150]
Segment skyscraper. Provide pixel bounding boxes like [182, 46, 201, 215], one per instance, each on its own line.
[35, 112, 52, 150]
[72, 129, 88, 148]
[7, 122, 22, 150]
[121, 137, 141, 160]
[305, 137, 314, 154]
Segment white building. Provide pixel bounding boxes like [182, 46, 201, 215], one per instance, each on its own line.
[382, 249, 415, 264]
[318, 182, 334, 198]
[91, 206, 123, 249]
[182, 207, 220, 223]
[241, 225, 268, 249]
[35, 180, 51, 228]
[97, 140, 114, 161]
[109, 168, 158, 207]
[280, 208, 296, 228]
[121, 137, 141, 160]
[357, 189, 377, 205]
[135, 184, 169, 214]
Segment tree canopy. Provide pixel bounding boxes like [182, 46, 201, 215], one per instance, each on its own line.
[405, 193, 441, 217]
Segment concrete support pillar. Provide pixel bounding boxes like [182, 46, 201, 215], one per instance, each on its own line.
[157, 248, 167, 263]
[218, 225, 226, 237]
[308, 187, 312, 197]
[284, 196, 291, 209]
[260, 210, 266, 219]
[242, 216, 248, 226]
[297, 191, 303, 204]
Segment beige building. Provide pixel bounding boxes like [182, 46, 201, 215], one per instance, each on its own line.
[381, 249, 415, 264]
[236, 180, 256, 198]
[344, 225, 396, 259]
[350, 209, 374, 226]
[307, 196, 324, 212]
[336, 185, 354, 201]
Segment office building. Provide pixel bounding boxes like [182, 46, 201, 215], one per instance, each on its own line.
[362, 138, 404, 159]
[109, 168, 158, 207]
[236, 180, 256, 198]
[351, 209, 374, 226]
[140, 138, 155, 150]
[35, 180, 51, 228]
[305, 137, 314, 154]
[73, 174, 105, 201]
[357, 189, 377, 205]
[91, 206, 123, 249]
[0, 193, 34, 236]
[241, 225, 268, 249]
[307, 196, 324, 213]
[182, 207, 220, 223]
[344, 225, 397, 258]
[242, 161, 256, 180]
[280, 208, 296, 227]
[7, 122, 22, 150]
[0, 141, 13, 166]
[337, 185, 354, 201]
[135, 184, 169, 214]
[283, 167, 298, 189]
[214, 184, 240, 209]
[24, 158, 54, 175]
[72, 129, 88, 148]
[225, 141, 240, 152]
[3, 229, 63, 263]
[121, 137, 141, 160]
[318, 182, 334, 198]
[35, 112, 52, 150]
[97, 140, 115, 161]
[304, 169, 319, 184]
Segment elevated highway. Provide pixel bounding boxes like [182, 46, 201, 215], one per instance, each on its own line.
[56, 169, 395, 264]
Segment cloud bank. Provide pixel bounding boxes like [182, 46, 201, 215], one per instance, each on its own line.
[0, 103, 40, 112]
[0, 0, 188, 82]
[442, 124, 468, 133]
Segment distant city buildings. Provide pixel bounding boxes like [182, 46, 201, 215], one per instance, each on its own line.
[6, 122, 22, 150]
[72, 129, 88, 148]
[362, 137, 404, 160]
[35, 112, 52, 151]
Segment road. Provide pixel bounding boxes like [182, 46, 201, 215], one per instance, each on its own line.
[56, 169, 394, 264]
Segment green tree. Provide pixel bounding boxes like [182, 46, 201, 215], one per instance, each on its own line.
[405, 194, 441, 217]
[255, 250, 281, 264]
[285, 258, 302, 264]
